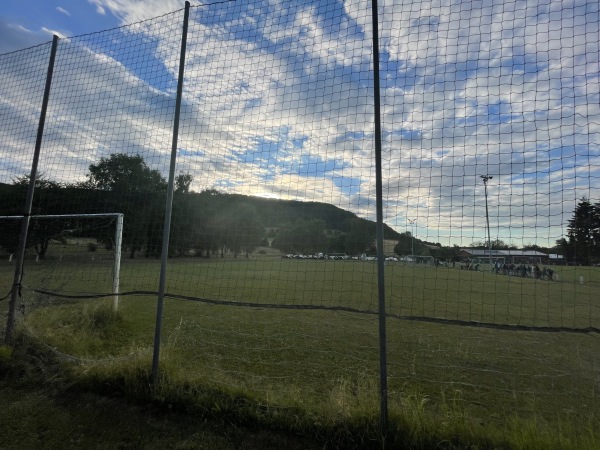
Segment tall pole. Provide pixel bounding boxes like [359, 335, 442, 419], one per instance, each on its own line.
[151, 1, 190, 384]
[5, 35, 59, 345]
[480, 175, 493, 271]
[408, 218, 416, 265]
[370, 0, 388, 441]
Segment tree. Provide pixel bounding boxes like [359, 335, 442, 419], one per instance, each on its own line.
[566, 198, 599, 265]
[393, 231, 433, 257]
[0, 217, 20, 256]
[216, 202, 264, 258]
[86, 153, 167, 258]
[175, 173, 193, 194]
[169, 181, 207, 257]
[344, 218, 375, 255]
[238, 204, 264, 258]
[271, 219, 327, 254]
[0, 182, 22, 255]
[554, 238, 568, 255]
[87, 153, 166, 193]
[430, 244, 460, 261]
[13, 173, 62, 190]
[470, 239, 515, 250]
[8, 175, 66, 259]
[326, 230, 346, 253]
[394, 232, 414, 256]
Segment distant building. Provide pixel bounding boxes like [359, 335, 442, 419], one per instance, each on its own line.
[458, 248, 548, 264]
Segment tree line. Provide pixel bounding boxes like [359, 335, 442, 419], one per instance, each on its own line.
[4, 153, 594, 264]
[0, 153, 399, 259]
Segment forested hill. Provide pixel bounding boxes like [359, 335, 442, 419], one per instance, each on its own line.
[0, 182, 400, 257]
[0, 183, 398, 237]
[225, 193, 401, 239]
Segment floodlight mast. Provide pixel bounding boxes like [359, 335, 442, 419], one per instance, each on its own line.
[480, 175, 493, 271]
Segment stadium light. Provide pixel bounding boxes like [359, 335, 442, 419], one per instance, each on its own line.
[480, 175, 493, 271]
[407, 218, 417, 265]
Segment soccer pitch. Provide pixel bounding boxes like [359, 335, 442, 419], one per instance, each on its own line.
[3, 256, 599, 440]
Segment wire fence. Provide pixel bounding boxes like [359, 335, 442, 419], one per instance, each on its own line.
[1, 0, 599, 438]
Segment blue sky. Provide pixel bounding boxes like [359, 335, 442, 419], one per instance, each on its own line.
[1, 0, 599, 247]
[0, 0, 123, 53]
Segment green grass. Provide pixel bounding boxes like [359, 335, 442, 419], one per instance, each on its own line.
[1, 255, 600, 448]
[11, 253, 598, 327]
[0, 335, 324, 450]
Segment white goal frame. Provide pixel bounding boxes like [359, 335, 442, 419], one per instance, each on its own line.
[0, 213, 123, 311]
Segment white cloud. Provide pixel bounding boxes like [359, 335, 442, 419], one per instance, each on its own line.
[41, 27, 67, 39]
[56, 7, 71, 17]
[1, 0, 599, 247]
[89, 0, 106, 16]
[0, 19, 50, 53]
[90, 0, 194, 23]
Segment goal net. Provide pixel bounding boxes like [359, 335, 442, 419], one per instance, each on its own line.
[0, 214, 122, 309]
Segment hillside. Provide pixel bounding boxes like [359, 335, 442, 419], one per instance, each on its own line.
[0, 183, 400, 256]
[222, 193, 400, 239]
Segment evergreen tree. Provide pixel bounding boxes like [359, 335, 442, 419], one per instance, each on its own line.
[567, 197, 600, 265]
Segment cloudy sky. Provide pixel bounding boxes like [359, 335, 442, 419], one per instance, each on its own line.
[1, 0, 599, 247]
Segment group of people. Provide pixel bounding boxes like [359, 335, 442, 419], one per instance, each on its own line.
[458, 260, 555, 280]
[493, 261, 555, 280]
[460, 261, 480, 271]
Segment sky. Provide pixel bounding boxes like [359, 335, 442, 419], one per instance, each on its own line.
[0, 0, 202, 53]
[0, 0, 599, 248]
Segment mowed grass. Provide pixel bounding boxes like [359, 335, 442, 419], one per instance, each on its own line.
[10, 251, 599, 328]
[2, 254, 600, 448]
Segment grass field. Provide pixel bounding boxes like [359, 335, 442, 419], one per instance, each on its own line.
[1, 252, 599, 448]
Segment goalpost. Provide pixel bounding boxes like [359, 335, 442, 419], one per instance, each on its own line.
[0, 213, 123, 311]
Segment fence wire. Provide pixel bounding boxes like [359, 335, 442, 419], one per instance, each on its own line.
[1, 0, 599, 438]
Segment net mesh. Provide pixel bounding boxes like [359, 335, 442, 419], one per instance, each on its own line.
[1, 0, 599, 437]
[0, 215, 120, 302]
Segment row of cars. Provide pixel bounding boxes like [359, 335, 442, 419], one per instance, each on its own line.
[282, 253, 351, 260]
[281, 253, 400, 262]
